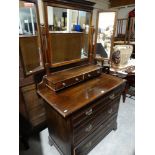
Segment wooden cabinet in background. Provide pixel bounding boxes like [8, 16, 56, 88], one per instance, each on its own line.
[21, 84, 46, 127]
[19, 0, 46, 129]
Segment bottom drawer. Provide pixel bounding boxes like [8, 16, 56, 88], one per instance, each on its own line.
[74, 116, 116, 155]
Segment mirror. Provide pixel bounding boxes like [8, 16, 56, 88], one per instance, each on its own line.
[47, 6, 91, 65]
[19, 1, 44, 75]
[95, 11, 116, 60]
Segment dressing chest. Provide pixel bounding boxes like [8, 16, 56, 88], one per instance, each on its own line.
[37, 65, 126, 155]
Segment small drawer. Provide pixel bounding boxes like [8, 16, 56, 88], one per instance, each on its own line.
[55, 75, 83, 91]
[84, 69, 101, 80]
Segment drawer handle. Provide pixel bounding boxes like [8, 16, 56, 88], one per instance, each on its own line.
[85, 109, 93, 116]
[88, 74, 91, 77]
[97, 70, 100, 74]
[75, 78, 79, 81]
[109, 94, 115, 100]
[85, 124, 93, 132]
[62, 83, 66, 86]
[108, 108, 113, 114]
[86, 141, 92, 148]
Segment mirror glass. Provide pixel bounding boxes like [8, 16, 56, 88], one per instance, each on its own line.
[19, 1, 43, 75]
[47, 6, 91, 64]
[95, 12, 116, 59]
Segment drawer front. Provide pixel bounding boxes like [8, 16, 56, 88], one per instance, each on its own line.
[84, 69, 101, 80]
[71, 85, 123, 127]
[74, 116, 116, 155]
[55, 75, 83, 91]
[73, 98, 120, 146]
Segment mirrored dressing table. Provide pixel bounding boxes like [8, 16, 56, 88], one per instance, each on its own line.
[37, 0, 126, 155]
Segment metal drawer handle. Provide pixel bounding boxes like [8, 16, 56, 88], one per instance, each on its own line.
[75, 78, 79, 81]
[97, 70, 100, 74]
[88, 74, 91, 77]
[86, 141, 92, 148]
[85, 124, 93, 132]
[108, 108, 113, 114]
[85, 109, 93, 116]
[62, 83, 66, 86]
[109, 94, 115, 100]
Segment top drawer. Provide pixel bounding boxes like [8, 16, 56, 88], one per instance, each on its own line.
[71, 84, 124, 127]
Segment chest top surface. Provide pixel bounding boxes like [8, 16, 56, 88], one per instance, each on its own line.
[37, 74, 126, 118]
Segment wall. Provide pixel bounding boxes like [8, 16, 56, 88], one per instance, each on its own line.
[116, 5, 135, 19]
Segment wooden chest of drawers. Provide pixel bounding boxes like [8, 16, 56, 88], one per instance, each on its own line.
[37, 74, 126, 155]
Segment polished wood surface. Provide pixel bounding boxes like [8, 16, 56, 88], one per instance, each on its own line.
[38, 74, 126, 118]
[44, 64, 101, 91]
[38, 73, 126, 155]
[46, 64, 100, 83]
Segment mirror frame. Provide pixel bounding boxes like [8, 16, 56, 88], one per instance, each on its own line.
[19, 0, 45, 76]
[94, 9, 117, 63]
[42, 0, 95, 68]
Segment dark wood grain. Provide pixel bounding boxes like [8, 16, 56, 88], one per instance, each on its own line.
[37, 74, 126, 118]
[46, 64, 101, 83]
[38, 70, 126, 155]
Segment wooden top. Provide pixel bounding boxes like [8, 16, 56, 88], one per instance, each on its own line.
[46, 64, 101, 84]
[37, 74, 126, 118]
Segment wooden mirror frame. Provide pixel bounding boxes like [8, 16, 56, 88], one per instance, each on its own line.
[42, 0, 95, 68]
[19, 0, 45, 76]
[94, 10, 117, 63]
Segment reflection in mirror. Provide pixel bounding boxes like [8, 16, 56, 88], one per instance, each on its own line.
[96, 12, 116, 59]
[19, 1, 43, 75]
[47, 6, 91, 64]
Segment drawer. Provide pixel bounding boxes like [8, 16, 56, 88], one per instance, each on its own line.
[84, 69, 101, 80]
[74, 116, 116, 155]
[73, 98, 120, 146]
[55, 75, 83, 91]
[71, 87, 122, 128]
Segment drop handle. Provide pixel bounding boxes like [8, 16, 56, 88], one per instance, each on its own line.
[108, 108, 113, 114]
[85, 124, 93, 132]
[85, 108, 93, 116]
[109, 94, 115, 100]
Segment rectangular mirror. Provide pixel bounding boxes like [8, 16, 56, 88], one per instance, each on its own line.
[95, 11, 116, 60]
[46, 6, 91, 65]
[19, 0, 44, 76]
